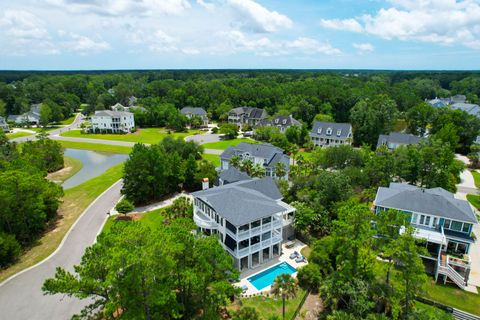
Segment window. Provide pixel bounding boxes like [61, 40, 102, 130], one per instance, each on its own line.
[262, 217, 271, 224]
[275, 119, 279, 124]
[444, 219, 451, 229]
[337, 129, 341, 136]
[411, 213, 418, 224]
[450, 221, 463, 231]
[317, 128, 322, 134]
[282, 119, 287, 124]
[433, 217, 438, 226]
[462, 223, 470, 233]
[425, 216, 431, 225]
[326, 128, 332, 135]
[420, 215, 425, 225]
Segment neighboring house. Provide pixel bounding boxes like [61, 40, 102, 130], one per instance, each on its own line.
[7, 103, 41, 125]
[310, 121, 353, 147]
[128, 96, 137, 107]
[260, 114, 302, 132]
[427, 95, 467, 107]
[374, 183, 478, 290]
[376, 132, 422, 150]
[91, 110, 135, 133]
[180, 107, 208, 126]
[220, 142, 290, 179]
[192, 177, 295, 271]
[0, 116, 10, 132]
[450, 103, 480, 117]
[111, 102, 146, 113]
[216, 166, 251, 186]
[228, 107, 268, 127]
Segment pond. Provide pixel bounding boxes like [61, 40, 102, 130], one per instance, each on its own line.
[62, 149, 128, 189]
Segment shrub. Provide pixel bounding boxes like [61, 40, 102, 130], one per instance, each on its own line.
[0, 232, 21, 267]
[115, 198, 135, 215]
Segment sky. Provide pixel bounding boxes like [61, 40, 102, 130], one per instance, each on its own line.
[0, 0, 480, 70]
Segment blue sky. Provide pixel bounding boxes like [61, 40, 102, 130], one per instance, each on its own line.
[1, 0, 479, 70]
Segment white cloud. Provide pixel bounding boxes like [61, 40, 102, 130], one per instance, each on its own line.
[45, 0, 191, 16]
[196, 0, 215, 11]
[319, 18, 363, 33]
[287, 37, 342, 55]
[126, 28, 178, 53]
[0, 10, 59, 55]
[64, 33, 110, 55]
[353, 42, 374, 53]
[320, 0, 480, 50]
[228, 0, 293, 33]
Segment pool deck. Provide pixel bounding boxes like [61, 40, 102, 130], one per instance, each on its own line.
[237, 240, 308, 296]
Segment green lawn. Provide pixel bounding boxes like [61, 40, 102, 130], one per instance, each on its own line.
[58, 114, 77, 125]
[103, 208, 165, 233]
[466, 194, 480, 210]
[298, 150, 314, 161]
[424, 280, 480, 316]
[202, 138, 259, 150]
[470, 170, 480, 189]
[0, 163, 124, 283]
[202, 153, 221, 167]
[6, 131, 33, 139]
[415, 301, 453, 319]
[58, 140, 133, 154]
[240, 289, 306, 320]
[60, 128, 201, 145]
[30, 126, 61, 133]
[47, 156, 83, 184]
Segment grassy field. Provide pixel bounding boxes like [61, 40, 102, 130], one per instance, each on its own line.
[103, 208, 165, 233]
[424, 279, 480, 315]
[202, 138, 259, 150]
[30, 126, 61, 132]
[240, 288, 306, 319]
[202, 153, 221, 167]
[415, 301, 454, 319]
[471, 170, 480, 189]
[466, 194, 480, 210]
[60, 128, 201, 145]
[58, 140, 133, 154]
[58, 114, 77, 125]
[6, 131, 33, 139]
[0, 163, 124, 283]
[47, 156, 83, 184]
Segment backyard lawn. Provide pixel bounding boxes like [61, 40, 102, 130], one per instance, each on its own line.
[0, 163, 124, 283]
[239, 288, 306, 319]
[202, 153, 221, 167]
[47, 156, 83, 184]
[471, 170, 480, 189]
[60, 128, 202, 145]
[202, 138, 259, 150]
[6, 131, 32, 139]
[103, 208, 165, 233]
[58, 140, 133, 154]
[466, 194, 480, 210]
[424, 280, 480, 315]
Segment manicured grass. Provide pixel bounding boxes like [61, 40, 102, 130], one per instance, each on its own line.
[30, 126, 61, 132]
[415, 301, 454, 319]
[103, 208, 165, 233]
[240, 288, 306, 320]
[300, 246, 311, 258]
[58, 114, 77, 125]
[60, 128, 201, 145]
[297, 150, 314, 161]
[424, 279, 480, 316]
[6, 131, 32, 139]
[202, 138, 259, 150]
[466, 194, 480, 210]
[470, 170, 480, 189]
[58, 140, 133, 154]
[202, 153, 221, 167]
[47, 156, 83, 184]
[0, 163, 124, 283]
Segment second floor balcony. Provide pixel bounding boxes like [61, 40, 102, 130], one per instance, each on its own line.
[193, 210, 218, 230]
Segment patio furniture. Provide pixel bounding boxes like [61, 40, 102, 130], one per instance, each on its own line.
[295, 255, 306, 263]
[241, 285, 248, 293]
[285, 240, 296, 248]
[289, 251, 299, 259]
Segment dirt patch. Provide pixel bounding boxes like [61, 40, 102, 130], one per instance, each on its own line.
[114, 212, 143, 221]
[47, 166, 73, 182]
[295, 293, 323, 320]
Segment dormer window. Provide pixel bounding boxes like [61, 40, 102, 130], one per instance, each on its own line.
[337, 129, 341, 136]
[326, 128, 332, 135]
[275, 119, 279, 124]
[317, 128, 322, 134]
[282, 119, 287, 124]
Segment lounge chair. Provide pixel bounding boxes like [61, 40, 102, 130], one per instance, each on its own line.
[295, 255, 306, 263]
[289, 251, 299, 259]
[241, 285, 248, 293]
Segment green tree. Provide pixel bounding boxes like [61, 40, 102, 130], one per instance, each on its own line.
[233, 307, 260, 320]
[115, 198, 134, 216]
[274, 162, 287, 179]
[39, 103, 52, 127]
[297, 263, 321, 292]
[251, 163, 265, 178]
[405, 102, 435, 136]
[271, 273, 298, 320]
[219, 123, 238, 139]
[230, 155, 241, 168]
[0, 232, 21, 267]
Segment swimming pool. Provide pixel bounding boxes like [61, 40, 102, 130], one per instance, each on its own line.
[247, 262, 297, 291]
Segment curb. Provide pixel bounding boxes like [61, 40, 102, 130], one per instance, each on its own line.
[0, 179, 123, 288]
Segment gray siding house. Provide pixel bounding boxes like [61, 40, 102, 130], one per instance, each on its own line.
[260, 114, 301, 132]
[376, 132, 422, 150]
[7, 104, 41, 125]
[0, 116, 10, 132]
[192, 177, 295, 270]
[180, 107, 208, 126]
[220, 142, 290, 179]
[374, 183, 478, 290]
[310, 121, 352, 147]
[228, 107, 268, 127]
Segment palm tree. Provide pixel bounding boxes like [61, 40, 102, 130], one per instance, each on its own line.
[240, 159, 254, 176]
[275, 162, 287, 179]
[271, 273, 298, 320]
[230, 155, 241, 168]
[251, 164, 265, 178]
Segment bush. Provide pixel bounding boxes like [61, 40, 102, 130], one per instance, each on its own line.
[211, 127, 219, 134]
[115, 198, 135, 215]
[0, 232, 21, 267]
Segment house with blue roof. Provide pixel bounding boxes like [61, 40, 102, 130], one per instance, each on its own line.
[374, 183, 478, 290]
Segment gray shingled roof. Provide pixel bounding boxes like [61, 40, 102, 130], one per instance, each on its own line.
[311, 121, 352, 139]
[218, 166, 251, 185]
[375, 183, 477, 224]
[181, 107, 207, 116]
[268, 115, 301, 127]
[94, 110, 133, 117]
[229, 107, 267, 119]
[376, 132, 422, 149]
[221, 142, 290, 169]
[451, 103, 480, 117]
[192, 177, 284, 226]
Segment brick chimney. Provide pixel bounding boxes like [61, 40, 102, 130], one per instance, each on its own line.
[202, 178, 209, 190]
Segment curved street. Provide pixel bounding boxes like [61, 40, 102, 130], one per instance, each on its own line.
[0, 181, 123, 320]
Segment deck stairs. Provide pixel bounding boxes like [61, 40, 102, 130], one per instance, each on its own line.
[453, 309, 480, 320]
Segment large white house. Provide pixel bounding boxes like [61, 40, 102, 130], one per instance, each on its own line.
[91, 110, 135, 133]
[192, 177, 295, 271]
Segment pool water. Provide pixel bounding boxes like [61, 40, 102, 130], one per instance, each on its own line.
[247, 262, 297, 291]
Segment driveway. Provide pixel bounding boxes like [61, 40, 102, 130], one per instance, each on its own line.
[456, 169, 477, 196]
[0, 181, 123, 320]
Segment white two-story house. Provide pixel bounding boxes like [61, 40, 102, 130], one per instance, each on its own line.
[91, 110, 135, 133]
[220, 142, 290, 180]
[310, 121, 353, 147]
[192, 177, 295, 271]
[374, 183, 478, 290]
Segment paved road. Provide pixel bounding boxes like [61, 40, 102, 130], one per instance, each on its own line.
[0, 181, 123, 320]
